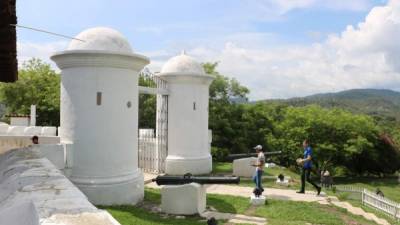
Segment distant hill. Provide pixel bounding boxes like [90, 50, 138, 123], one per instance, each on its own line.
[261, 89, 400, 121]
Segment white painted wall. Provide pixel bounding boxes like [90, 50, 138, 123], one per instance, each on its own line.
[0, 136, 60, 154]
[51, 27, 149, 205]
[10, 117, 30, 126]
[161, 74, 214, 175]
[161, 183, 206, 215]
[0, 147, 120, 225]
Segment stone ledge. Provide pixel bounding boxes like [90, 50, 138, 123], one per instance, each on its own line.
[0, 147, 120, 225]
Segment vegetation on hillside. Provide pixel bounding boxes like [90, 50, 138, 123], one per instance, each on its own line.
[205, 63, 400, 176]
[0, 58, 60, 126]
[1, 59, 399, 176]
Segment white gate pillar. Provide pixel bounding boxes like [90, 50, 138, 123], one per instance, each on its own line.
[51, 27, 149, 205]
[159, 52, 214, 175]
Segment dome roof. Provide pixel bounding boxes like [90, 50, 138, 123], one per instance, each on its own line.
[67, 27, 133, 53]
[160, 52, 205, 75]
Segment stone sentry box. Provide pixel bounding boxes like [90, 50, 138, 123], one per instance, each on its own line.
[51, 27, 149, 205]
[159, 52, 214, 175]
[161, 183, 206, 215]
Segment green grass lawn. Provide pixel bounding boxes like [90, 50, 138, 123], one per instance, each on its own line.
[103, 163, 396, 225]
[213, 162, 399, 202]
[332, 176, 400, 202]
[100, 205, 207, 225]
[101, 187, 382, 224]
[254, 199, 378, 225]
[344, 199, 400, 225]
[213, 162, 304, 190]
[141, 188, 380, 225]
[212, 161, 233, 174]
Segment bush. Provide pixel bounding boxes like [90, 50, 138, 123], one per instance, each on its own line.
[211, 147, 229, 162]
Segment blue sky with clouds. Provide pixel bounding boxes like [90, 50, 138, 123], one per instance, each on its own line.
[17, 0, 399, 100]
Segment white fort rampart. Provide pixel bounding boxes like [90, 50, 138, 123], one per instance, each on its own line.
[0, 147, 120, 225]
[159, 52, 214, 175]
[51, 27, 149, 205]
[0, 26, 216, 223]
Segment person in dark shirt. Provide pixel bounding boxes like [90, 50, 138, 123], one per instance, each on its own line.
[31, 135, 39, 144]
[297, 139, 321, 195]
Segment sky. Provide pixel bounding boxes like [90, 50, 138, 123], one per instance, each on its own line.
[16, 0, 400, 100]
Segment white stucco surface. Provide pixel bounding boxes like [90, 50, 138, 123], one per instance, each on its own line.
[10, 117, 30, 126]
[51, 27, 149, 205]
[160, 53, 214, 175]
[276, 178, 290, 187]
[161, 183, 206, 215]
[233, 157, 257, 177]
[33, 144, 66, 170]
[250, 195, 266, 206]
[0, 136, 60, 155]
[0, 123, 57, 137]
[68, 27, 133, 54]
[0, 147, 120, 225]
[161, 53, 206, 75]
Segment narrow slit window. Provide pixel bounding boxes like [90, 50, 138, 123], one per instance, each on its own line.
[97, 92, 102, 105]
[193, 102, 196, 110]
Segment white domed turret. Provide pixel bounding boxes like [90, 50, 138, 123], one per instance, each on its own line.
[159, 52, 214, 175]
[67, 27, 133, 53]
[161, 51, 205, 75]
[51, 27, 148, 205]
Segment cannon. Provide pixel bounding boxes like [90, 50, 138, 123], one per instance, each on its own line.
[152, 173, 240, 186]
[226, 150, 282, 161]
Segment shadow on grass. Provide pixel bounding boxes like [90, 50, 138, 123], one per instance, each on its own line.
[207, 195, 238, 214]
[98, 205, 206, 225]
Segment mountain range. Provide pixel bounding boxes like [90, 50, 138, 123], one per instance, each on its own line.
[261, 89, 400, 121]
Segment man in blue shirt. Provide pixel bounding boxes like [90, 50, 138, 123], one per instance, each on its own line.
[297, 139, 321, 195]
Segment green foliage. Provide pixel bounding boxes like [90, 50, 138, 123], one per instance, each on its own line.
[138, 71, 156, 129]
[211, 147, 229, 161]
[0, 58, 60, 126]
[205, 63, 400, 175]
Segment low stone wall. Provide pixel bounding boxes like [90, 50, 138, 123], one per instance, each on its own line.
[0, 136, 60, 154]
[0, 147, 120, 225]
[0, 123, 58, 136]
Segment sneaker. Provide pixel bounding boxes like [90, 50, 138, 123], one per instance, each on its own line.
[296, 191, 305, 194]
[317, 187, 321, 195]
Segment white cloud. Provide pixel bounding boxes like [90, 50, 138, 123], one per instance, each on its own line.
[234, 0, 372, 21]
[148, 0, 399, 100]
[17, 41, 67, 69]
[17, 1, 399, 100]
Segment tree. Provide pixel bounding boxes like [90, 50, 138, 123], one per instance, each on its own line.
[205, 62, 259, 155]
[138, 68, 156, 129]
[0, 58, 60, 126]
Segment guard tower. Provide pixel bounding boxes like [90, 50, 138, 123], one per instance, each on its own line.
[159, 52, 214, 175]
[51, 27, 149, 205]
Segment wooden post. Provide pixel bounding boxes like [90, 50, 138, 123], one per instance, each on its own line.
[361, 189, 364, 205]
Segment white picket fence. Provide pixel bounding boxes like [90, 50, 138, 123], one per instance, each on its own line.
[362, 189, 400, 220]
[336, 186, 400, 220]
[138, 129, 167, 174]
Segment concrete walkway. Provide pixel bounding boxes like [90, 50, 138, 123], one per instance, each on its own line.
[201, 211, 266, 225]
[327, 196, 390, 225]
[144, 174, 389, 225]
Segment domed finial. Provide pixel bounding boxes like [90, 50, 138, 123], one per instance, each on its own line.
[181, 50, 186, 55]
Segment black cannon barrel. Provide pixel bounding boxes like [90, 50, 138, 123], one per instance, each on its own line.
[152, 174, 240, 186]
[226, 150, 282, 161]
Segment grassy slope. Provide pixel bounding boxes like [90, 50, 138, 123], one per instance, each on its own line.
[213, 162, 399, 202]
[101, 187, 380, 225]
[101, 205, 206, 225]
[333, 176, 400, 202]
